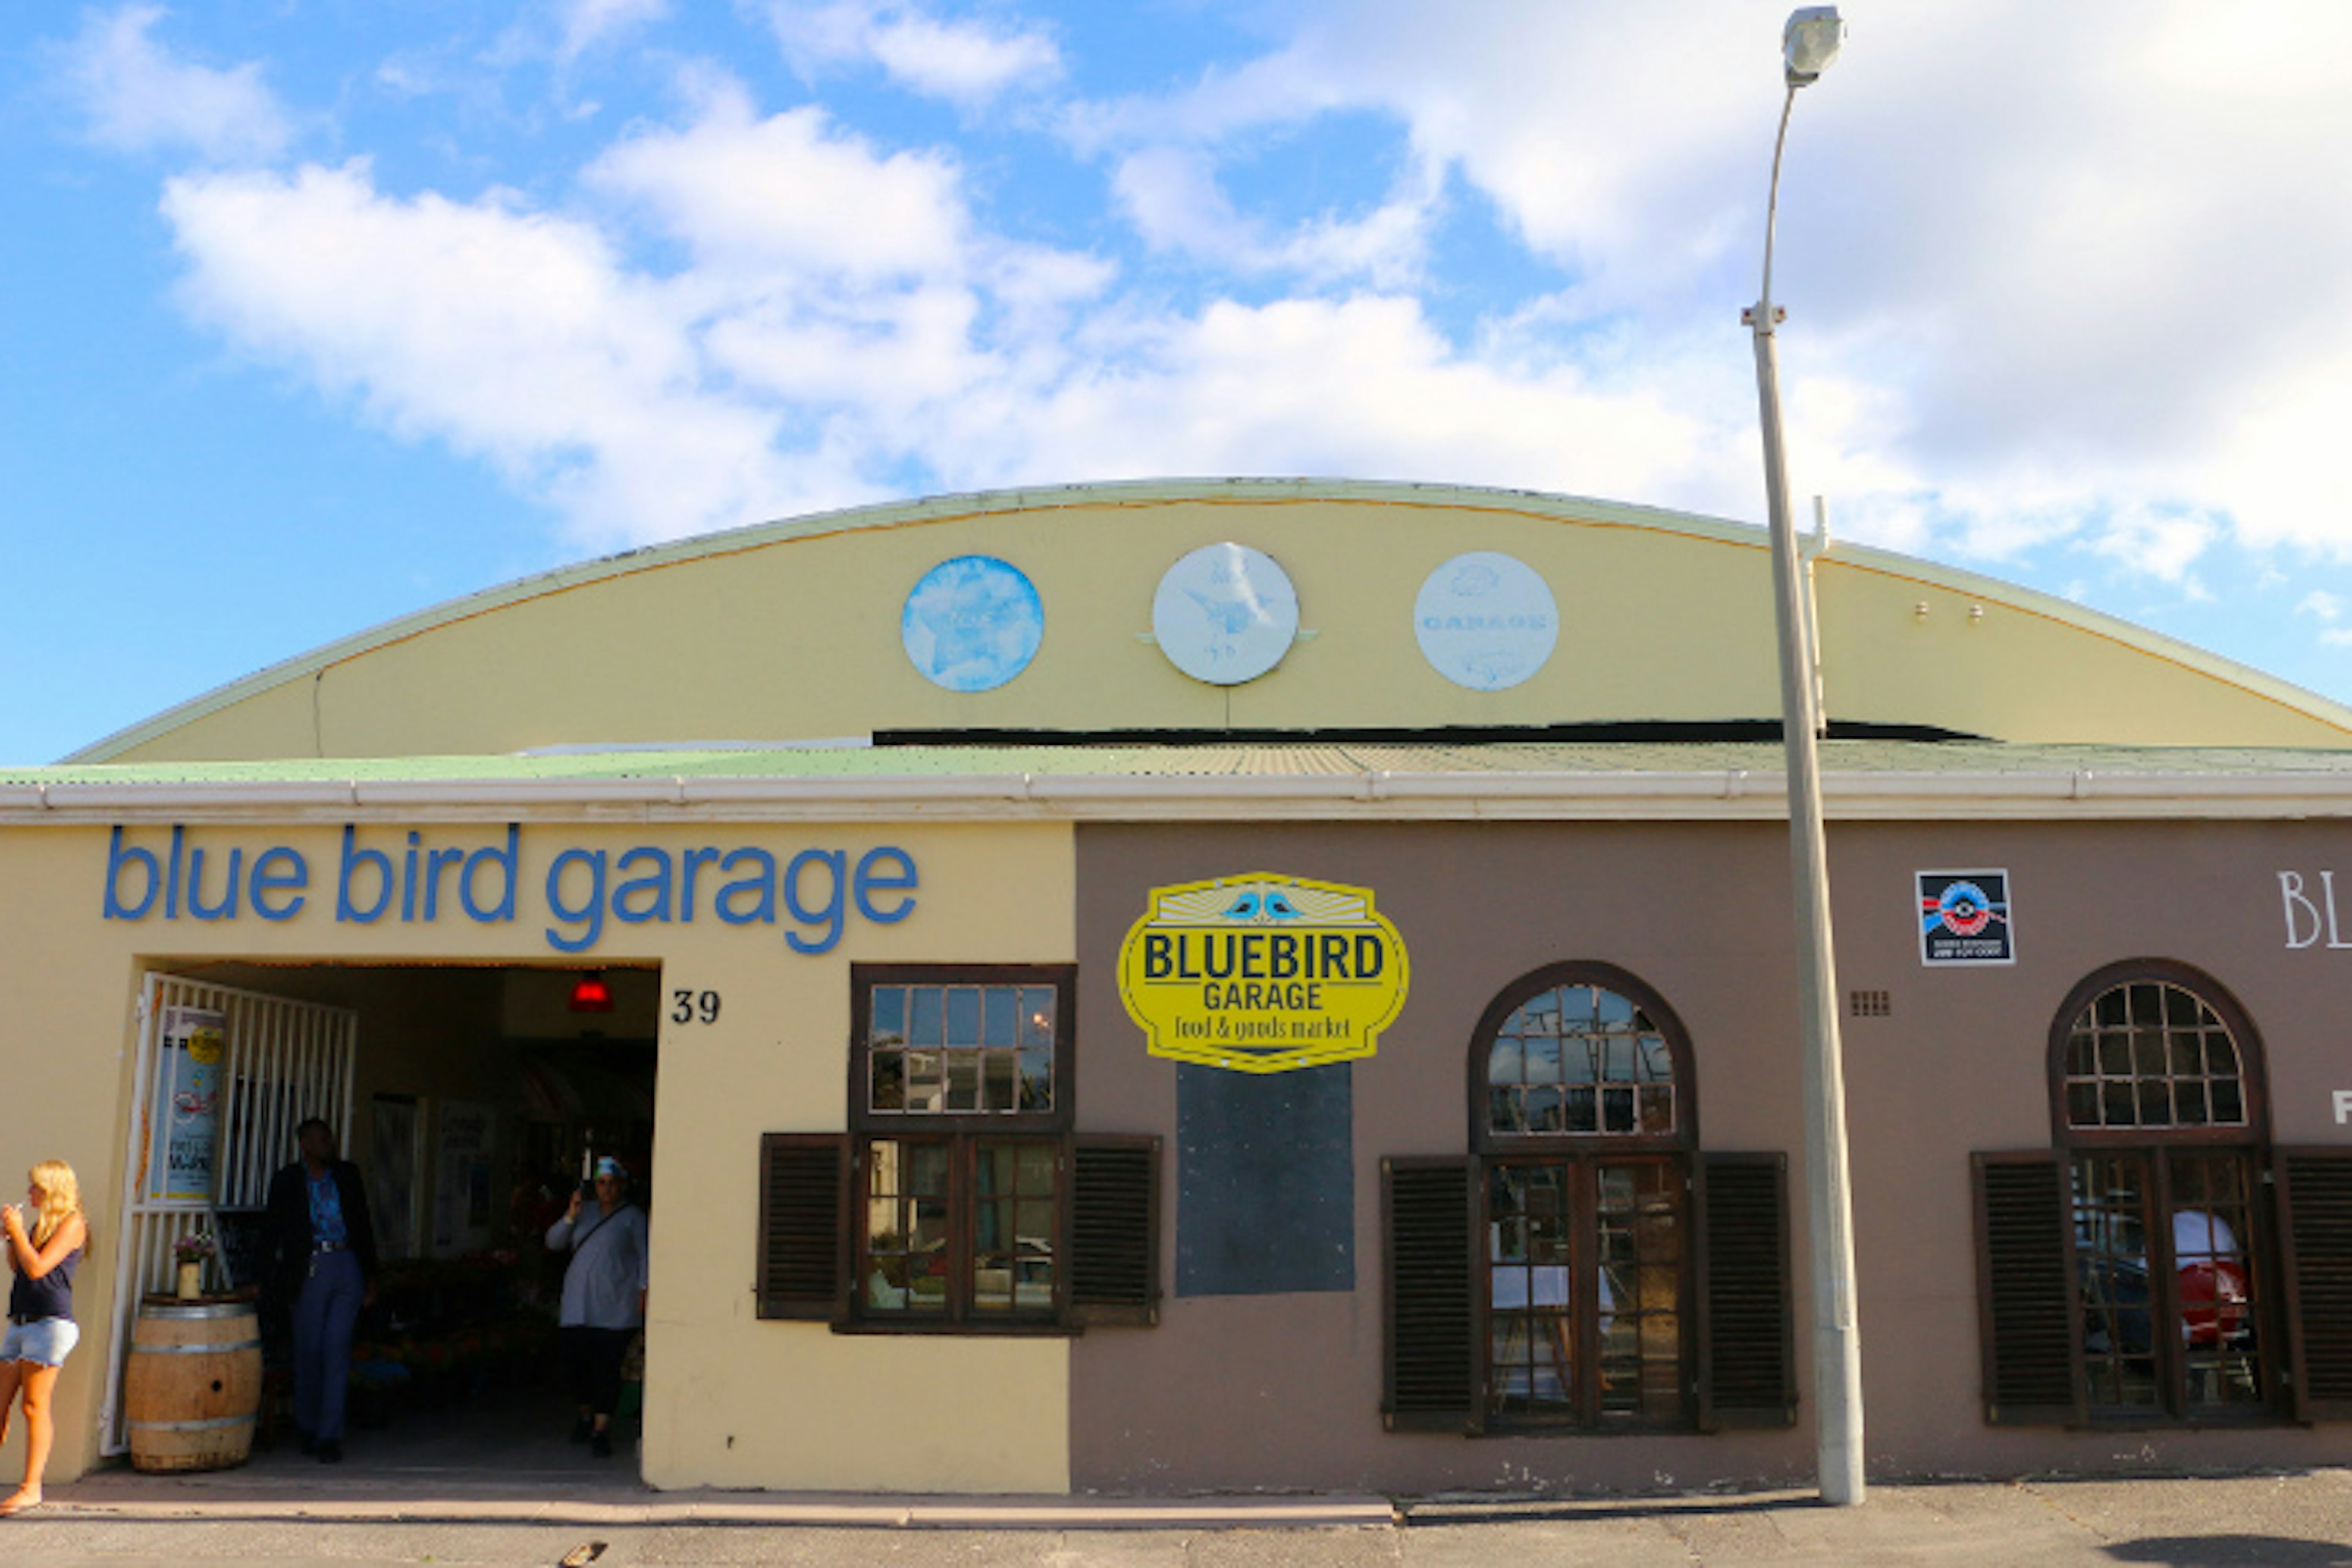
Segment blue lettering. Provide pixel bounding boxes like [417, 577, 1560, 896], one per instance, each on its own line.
[613, 847, 674, 925]
[337, 827, 394, 924]
[545, 848, 608, 953]
[716, 848, 777, 925]
[680, 847, 722, 922]
[853, 846, 918, 925]
[401, 831, 422, 922]
[460, 826, 518, 923]
[783, 848, 846, 955]
[165, 824, 185, 919]
[251, 847, 308, 921]
[187, 846, 243, 921]
[104, 827, 162, 920]
[421, 846, 464, 921]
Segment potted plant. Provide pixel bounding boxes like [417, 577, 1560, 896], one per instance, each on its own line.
[173, 1230, 216, 1300]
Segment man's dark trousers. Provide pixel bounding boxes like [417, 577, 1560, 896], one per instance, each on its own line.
[292, 1248, 364, 1442]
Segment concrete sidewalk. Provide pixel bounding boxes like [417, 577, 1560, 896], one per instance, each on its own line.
[10, 1466, 2350, 1566]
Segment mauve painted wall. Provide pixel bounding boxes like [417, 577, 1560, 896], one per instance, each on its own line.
[1068, 818, 2352, 1493]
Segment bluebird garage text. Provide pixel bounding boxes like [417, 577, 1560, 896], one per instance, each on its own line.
[101, 826, 917, 954]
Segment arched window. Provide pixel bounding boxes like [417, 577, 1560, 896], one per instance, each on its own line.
[1471, 963, 1697, 1428]
[2049, 963, 2272, 1419]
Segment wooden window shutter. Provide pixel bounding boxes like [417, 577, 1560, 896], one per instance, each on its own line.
[1382, 1157, 1476, 1432]
[1698, 1152, 1796, 1428]
[2277, 1147, 2352, 1420]
[1070, 1136, 1161, 1326]
[757, 1133, 849, 1322]
[1972, 1151, 2080, 1425]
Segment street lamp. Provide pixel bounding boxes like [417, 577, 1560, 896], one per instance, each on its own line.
[1743, 4, 1865, 1509]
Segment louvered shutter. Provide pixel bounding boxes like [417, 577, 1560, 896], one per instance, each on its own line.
[1972, 1152, 2080, 1424]
[2277, 1148, 2352, 1420]
[1070, 1136, 1161, 1325]
[1698, 1153, 1795, 1428]
[1382, 1158, 1476, 1431]
[757, 1133, 848, 1321]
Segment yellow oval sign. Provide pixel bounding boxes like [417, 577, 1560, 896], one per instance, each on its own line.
[1117, 873, 1409, 1074]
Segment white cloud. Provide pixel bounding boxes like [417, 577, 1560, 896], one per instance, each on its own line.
[556, 0, 670, 62]
[585, 85, 968, 279]
[2301, 591, 2343, 622]
[61, 5, 292, 162]
[160, 161, 815, 543]
[1109, 145, 1435, 286]
[763, 2, 1060, 106]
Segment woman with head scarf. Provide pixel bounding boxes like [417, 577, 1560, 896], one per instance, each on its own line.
[546, 1155, 648, 1458]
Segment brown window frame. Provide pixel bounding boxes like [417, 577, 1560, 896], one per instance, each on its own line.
[1463, 961, 1703, 1433]
[2035, 959, 2282, 1426]
[843, 963, 1079, 1334]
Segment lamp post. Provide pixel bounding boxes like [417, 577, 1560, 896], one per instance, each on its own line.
[1743, 5, 1865, 1507]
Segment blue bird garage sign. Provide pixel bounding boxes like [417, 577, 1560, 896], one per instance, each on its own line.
[1117, 873, 1411, 1073]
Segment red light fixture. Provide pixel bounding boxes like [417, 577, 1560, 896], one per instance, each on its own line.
[567, 971, 614, 1014]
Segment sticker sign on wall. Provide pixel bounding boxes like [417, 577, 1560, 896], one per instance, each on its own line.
[1117, 873, 1409, 1073]
[148, 1006, 225, 1202]
[1918, 870, 2015, 966]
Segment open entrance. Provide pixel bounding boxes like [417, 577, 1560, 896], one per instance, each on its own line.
[107, 960, 662, 1483]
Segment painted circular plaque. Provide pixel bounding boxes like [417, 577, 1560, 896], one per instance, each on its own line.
[1152, 543, 1299, 686]
[1413, 552, 1559, 690]
[900, 555, 1044, 693]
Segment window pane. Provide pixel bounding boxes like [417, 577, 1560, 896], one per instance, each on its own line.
[982, 987, 1017, 1047]
[870, 1049, 906, 1112]
[2064, 979, 2248, 1133]
[982, 1050, 1017, 1112]
[2168, 1151, 2264, 1411]
[1486, 982, 1677, 1139]
[905, 1050, 943, 1113]
[1020, 987, 1056, 1049]
[1488, 1163, 1576, 1416]
[944, 986, 981, 1046]
[2071, 1153, 2158, 1411]
[946, 1050, 981, 1112]
[1019, 1044, 1053, 1112]
[870, 987, 907, 1047]
[908, 987, 943, 1047]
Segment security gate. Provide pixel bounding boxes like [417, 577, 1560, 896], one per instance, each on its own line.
[99, 974, 356, 1453]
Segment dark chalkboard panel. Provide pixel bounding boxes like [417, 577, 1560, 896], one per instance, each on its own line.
[1175, 1063, 1354, 1297]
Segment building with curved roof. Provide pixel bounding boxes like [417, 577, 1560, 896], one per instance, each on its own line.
[6, 479, 2352, 1498]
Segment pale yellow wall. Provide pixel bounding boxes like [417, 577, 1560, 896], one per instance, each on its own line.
[92, 486, 2352, 763]
[0, 818, 1074, 1493]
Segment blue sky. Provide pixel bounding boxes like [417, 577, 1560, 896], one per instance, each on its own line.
[9, 1, 2352, 763]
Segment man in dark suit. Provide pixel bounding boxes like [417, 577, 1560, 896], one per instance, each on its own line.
[265, 1118, 377, 1463]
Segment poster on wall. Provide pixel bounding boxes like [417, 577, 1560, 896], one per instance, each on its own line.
[432, 1100, 496, 1256]
[146, 1006, 225, 1202]
[1118, 872, 1410, 1073]
[1918, 870, 2016, 966]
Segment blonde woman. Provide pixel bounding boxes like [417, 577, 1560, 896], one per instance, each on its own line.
[0, 1161, 88, 1517]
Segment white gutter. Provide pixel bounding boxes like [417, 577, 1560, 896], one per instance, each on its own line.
[9, 767, 2352, 824]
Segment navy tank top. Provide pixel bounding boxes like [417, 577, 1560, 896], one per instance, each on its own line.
[10, 1242, 81, 1324]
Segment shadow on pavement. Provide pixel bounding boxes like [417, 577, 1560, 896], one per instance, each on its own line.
[2107, 1537, 2352, 1567]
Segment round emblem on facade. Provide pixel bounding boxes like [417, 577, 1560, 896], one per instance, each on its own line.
[1152, 543, 1299, 686]
[900, 555, 1044, 693]
[1412, 551, 1558, 690]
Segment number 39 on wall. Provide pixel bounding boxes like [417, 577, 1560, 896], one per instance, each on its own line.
[671, 989, 722, 1025]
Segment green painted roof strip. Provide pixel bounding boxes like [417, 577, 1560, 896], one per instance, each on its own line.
[61, 478, 2352, 764]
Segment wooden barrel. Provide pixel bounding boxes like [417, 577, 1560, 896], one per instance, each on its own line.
[124, 1298, 263, 1473]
